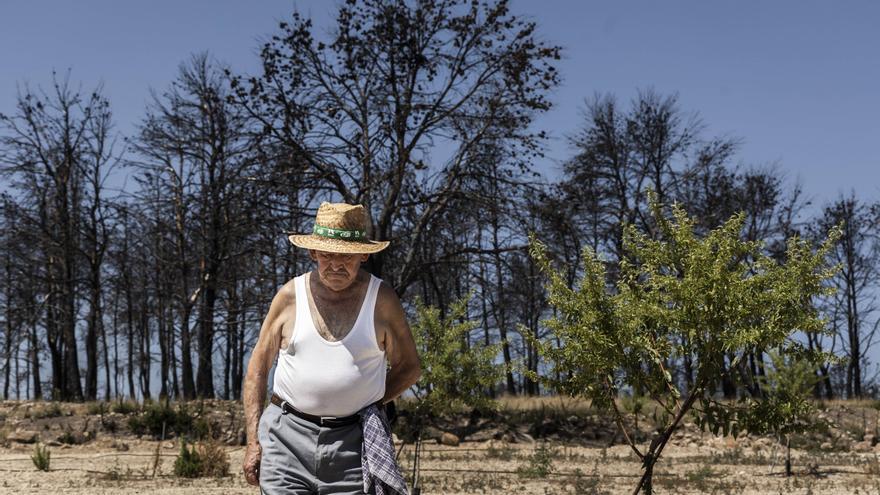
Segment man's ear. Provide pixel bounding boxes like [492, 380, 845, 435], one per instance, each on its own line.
[360, 253, 370, 263]
[308, 249, 318, 261]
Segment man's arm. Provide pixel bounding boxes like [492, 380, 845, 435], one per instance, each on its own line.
[377, 282, 421, 403]
[242, 282, 294, 486]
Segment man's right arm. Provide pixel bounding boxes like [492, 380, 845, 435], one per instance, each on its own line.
[242, 283, 295, 485]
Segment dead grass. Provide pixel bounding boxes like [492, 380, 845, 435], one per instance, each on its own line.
[0, 398, 878, 494]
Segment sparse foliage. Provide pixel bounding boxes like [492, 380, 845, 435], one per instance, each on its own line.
[516, 443, 554, 478]
[409, 294, 500, 417]
[530, 197, 839, 494]
[31, 443, 50, 471]
[173, 439, 229, 478]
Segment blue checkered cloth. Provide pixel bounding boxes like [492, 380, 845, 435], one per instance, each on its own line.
[360, 404, 408, 495]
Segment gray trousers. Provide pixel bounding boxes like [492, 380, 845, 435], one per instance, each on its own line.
[259, 402, 373, 495]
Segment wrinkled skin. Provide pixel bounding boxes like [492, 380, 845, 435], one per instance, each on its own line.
[242, 249, 421, 486]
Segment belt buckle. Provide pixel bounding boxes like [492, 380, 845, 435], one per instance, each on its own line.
[319, 416, 337, 426]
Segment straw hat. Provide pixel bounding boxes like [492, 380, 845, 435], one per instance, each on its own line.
[288, 202, 390, 254]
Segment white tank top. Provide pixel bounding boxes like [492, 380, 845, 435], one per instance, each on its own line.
[272, 273, 387, 417]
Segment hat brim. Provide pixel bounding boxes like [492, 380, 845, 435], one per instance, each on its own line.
[288, 234, 390, 254]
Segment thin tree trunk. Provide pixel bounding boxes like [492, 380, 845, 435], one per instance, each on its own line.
[139, 296, 151, 400]
[491, 224, 516, 395]
[31, 303, 42, 400]
[85, 278, 100, 400]
[126, 289, 136, 399]
[111, 290, 120, 399]
[101, 303, 110, 400]
[2, 250, 12, 399]
[196, 278, 217, 398]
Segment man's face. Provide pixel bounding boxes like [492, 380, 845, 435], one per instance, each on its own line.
[310, 250, 369, 291]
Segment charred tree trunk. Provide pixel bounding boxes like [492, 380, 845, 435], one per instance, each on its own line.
[30, 318, 42, 399]
[84, 272, 100, 400]
[196, 275, 218, 398]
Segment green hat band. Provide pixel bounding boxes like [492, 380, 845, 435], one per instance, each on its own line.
[313, 224, 367, 240]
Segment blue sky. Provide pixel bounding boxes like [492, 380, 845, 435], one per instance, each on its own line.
[2, 1, 879, 396]
[1, 0, 878, 205]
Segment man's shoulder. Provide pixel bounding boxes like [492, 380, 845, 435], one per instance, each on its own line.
[375, 277, 395, 298]
[375, 279, 404, 316]
[273, 276, 301, 306]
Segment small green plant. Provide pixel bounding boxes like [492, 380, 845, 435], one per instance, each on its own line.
[192, 417, 213, 440]
[407, 293, 503, 493]
[516, 443, 554, 479]
[31, 443, 50, 471]
[173, 439, 230, 478]
[103, 417, 119, 434]
[621, 394, 647, 435]
[197, 440, 230, 477]
[755, 351, 825, 476]
[570, 461, 611, 494]
[57, 428, 81, 445]
[174, 441, 201, 478]
[409, 293, 502, 418]
[111, 400, 139, 415]
[686, 465, 717, 492]
[712, 444, 745, 464]
[87, 401, 110, 416]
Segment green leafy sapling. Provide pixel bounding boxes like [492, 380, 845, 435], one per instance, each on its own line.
[529, 198, 838, 494]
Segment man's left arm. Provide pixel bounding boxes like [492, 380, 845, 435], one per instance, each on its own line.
[378, 282, 421, 403]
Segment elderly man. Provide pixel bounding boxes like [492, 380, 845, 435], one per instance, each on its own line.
[243, 202, 421, 495]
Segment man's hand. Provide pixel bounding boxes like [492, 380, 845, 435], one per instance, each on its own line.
[243, 442, 262, 486]
[242, 282, 292, 487]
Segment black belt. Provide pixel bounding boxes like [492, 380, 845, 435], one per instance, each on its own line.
[270, 393, 363, 428]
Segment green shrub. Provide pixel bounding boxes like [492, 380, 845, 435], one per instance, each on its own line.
[57, 429, 81, 445]
[686, 465, 717, 492]
[193, 417, 213, 440]
[112, 400, 139, 415]
[174, 441, 201, 478]
[409, 294, 501, 419]
[173, 440, 229, 478]
[128, 401, 198, 439]
[31, 444, 51, 471]
[197, 441, 230, 477]
[570, 467, 611, 495]
[127, 415, 145, 436]
[87, 401, 110, 416]
[102, 417, 119, 434]
[516, 443, 554, 479]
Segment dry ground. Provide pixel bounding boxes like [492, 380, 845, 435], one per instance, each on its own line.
[1, 398, 879, 494]
[1, 437, 879, 494]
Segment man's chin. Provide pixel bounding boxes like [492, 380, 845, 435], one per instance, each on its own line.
[322, 274, 354, 288]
